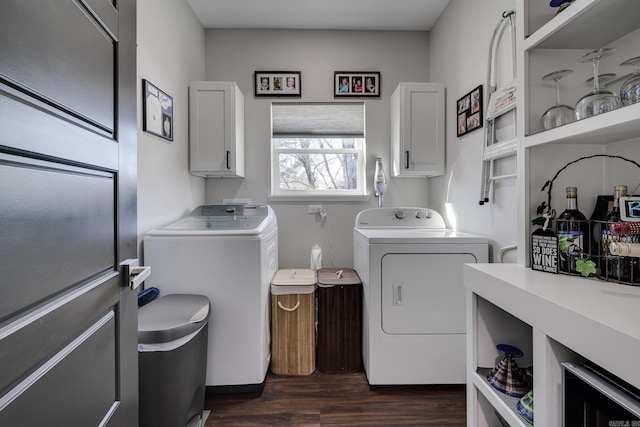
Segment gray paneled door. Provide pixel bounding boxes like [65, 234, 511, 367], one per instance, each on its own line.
[0, 0, 138, 425]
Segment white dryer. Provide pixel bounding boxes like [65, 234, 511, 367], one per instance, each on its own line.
[143, 205, 278, 391]
[353, 207, 488, 385]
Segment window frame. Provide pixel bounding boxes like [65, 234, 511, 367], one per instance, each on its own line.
[269, 103, 368, 201]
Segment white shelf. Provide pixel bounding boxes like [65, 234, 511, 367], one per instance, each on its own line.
[465, 263, 640, 426]
[466, 263, 640, 389]
[472, 369, 529, 427]
[523, 102, 640, 148]
[524, 0, 640, 51]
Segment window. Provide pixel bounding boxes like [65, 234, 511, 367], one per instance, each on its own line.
[271, 102, 366, 199]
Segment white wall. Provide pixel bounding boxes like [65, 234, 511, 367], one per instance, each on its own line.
[136, 0, 206, 257]
[134, 4, 523, 267]
[428, 0, 518, 262]
[203, 29, 432, 268]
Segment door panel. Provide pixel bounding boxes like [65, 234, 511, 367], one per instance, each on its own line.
[0, 313, 118, 426]
[0, 153, 115, 321]
[0, 86, 119, 169]
[0, 276, 118, 395]
[408, 89, 441, 171]
[0, 0, 137, 425]
[381, 253, 476, 335]
[0, 0, 115, 132]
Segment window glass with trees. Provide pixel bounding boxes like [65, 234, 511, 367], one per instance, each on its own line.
[271, 103, 365, 198]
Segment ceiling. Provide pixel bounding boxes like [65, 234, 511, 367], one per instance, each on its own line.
[186, 0, 450, 31]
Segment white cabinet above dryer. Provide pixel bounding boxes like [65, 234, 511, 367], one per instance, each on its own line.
[189, 81, 245, 178]
[390, 82, 445, 178]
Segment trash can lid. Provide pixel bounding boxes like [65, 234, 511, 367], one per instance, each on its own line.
[317, 268, 361, 287]
[138, 294, 210, 344]
[271, 269, 316, 295]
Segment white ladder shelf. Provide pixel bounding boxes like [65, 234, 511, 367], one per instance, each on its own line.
[479, 10, 518, 205]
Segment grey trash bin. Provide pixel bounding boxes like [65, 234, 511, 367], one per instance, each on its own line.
[138, 294, 210, 427]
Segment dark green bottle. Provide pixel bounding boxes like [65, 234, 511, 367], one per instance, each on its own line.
[556, 187, 588, 274]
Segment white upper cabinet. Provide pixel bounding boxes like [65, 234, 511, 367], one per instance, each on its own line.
[390, 82, 445, 178]
[189, 81, 245, 178]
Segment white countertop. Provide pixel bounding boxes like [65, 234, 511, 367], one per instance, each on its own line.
[464, 263, 640, 389]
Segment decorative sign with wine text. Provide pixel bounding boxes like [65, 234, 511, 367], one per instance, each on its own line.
[620, 197, 640, 222]
[531, 229, 558, 274]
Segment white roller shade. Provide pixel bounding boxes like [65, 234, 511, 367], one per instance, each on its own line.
[272, 102, 365, 138]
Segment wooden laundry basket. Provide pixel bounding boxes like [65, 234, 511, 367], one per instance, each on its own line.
[270, 269, 316, 375]
[316, 268, 362, 374]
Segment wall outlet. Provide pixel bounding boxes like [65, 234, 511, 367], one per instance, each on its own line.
[308, 205, 322, 214]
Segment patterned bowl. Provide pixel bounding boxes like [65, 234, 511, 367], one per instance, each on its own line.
[517, 389, 534, 424]
[487, 345, 530, 398]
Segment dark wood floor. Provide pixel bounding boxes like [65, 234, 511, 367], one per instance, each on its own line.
[204, 370, 466, 426]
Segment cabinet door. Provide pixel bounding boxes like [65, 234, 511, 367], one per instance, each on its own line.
[391, 83, 445, 177]
[381, 253, 475, 335]
[189, 82, 245, 177]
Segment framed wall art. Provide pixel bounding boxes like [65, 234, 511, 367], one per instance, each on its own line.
[334, 72, 380, 97]
[142, 79, 173, 141]
[456, 85, 483, 137]
[254, 71, 301, 97]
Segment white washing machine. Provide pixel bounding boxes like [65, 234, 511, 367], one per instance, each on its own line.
[143, 205, 278, 391]
[353, 207, 488, 385]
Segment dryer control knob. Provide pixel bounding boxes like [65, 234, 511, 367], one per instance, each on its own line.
[415, 211, 424, 219]
[425, 211, 432, 219]
[394, 209, 405, 219]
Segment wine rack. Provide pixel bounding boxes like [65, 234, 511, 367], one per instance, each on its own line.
[548, 218, 640, 286]
[531, 154, 640, 286]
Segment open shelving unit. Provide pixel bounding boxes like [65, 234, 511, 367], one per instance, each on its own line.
[465, 263, 640, 426]
[468, 2, 640, 423]
[518, 0, 640, 263]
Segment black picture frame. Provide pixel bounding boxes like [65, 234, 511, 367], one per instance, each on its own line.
[254, 71, 301, 97]
[334, 71, 380, 98]
[142, 79, 173, 141]
[456, 85, 483, 137]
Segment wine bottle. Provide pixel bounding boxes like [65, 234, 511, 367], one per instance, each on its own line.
[589, 195, 613, 275]
[556, 187, 589, 274]
[603, 185, 631, 282]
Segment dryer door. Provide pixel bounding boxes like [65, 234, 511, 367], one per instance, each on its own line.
[381, 253, 476, 335]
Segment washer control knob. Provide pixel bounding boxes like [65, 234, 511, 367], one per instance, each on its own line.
[394, 209, 405, 219]
[425, 210, 432, 219]
[415, 211, 424, 219]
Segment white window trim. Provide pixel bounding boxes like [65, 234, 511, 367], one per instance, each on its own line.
[270, 103, 367, 201]
[268, 194, 371, 202]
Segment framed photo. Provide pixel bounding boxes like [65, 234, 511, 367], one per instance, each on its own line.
[456, 85, 483, 137]
[334, 72, 380, 97]
[142, 79, 173, 141]
[621, 196, 640, 222]
[254, 71, 301, 97]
